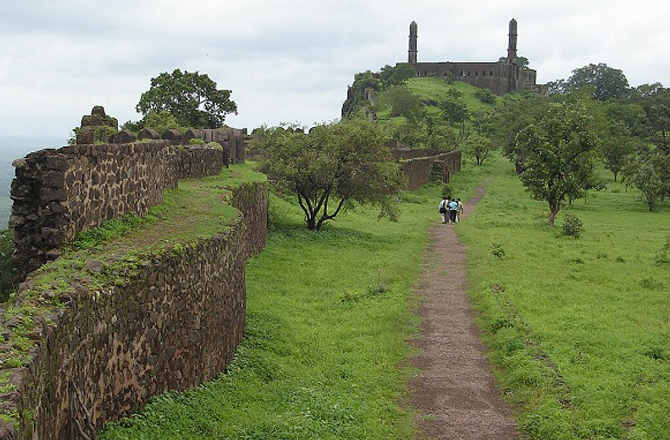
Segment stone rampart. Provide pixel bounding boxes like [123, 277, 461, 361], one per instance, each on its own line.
[400, 150, 461, 190]
[177, 144, 224, 179]
[0, 181, 268, 439]
[10, 142, 226, 282]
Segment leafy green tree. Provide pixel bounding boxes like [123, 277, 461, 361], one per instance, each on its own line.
[439, 89, 469, 140]
[633, 82, 665, 98]
[463, 134, 494, 165]
[136, 69, 237, 128]
[497, 56, 530, 68]
[514, 102, 600, 226]
[379, 63, 417, 88]
[488, 94, 550, 173]
[601, 121, 636, 181]
[383, 86, 423, 122]
[256, 117, 406, 230]
[622, 156, 665, 210]
[473, 88, 496, 104]
[122, 110, 181, 134]
[604, 102, 648, 138]
[560, 63, 630, 101]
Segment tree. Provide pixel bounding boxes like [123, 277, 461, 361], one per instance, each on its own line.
[379, 63, 417, 88]
[561, 63, 630, 101]
[383, 85, 423, 122]
[514, 102, 600, 226]
[136, 69, 237, 128]
[497, 56, 530, 69]
[488, 94, 550, 173]
[622, 156, 665, 210]
[256, 117, 406, 230]
[600, 121, 636, 182]
[439, 89, 469, 140]
[463, 134, 494, 165]
[122, 110, 181, 134]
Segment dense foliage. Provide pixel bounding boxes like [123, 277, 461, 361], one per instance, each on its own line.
[136, 69, 237, 128]
[254, 118, 406, 230]
[514, 102, 601, 226]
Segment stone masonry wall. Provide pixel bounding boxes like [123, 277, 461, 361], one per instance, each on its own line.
[400, 150, 461, 190]
[177, 145, 224, 179]
[0, 181, 268, 439]
[10, 142, 225, 282]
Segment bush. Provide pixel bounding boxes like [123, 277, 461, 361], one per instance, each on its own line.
[491, 242, 506, 259]
[473, 88, 496, 104]
[561, 213, 583, 238]
[441, 183, 453, 199]
[655, 235, 670, 265]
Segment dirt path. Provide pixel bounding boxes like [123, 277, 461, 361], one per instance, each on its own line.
[408, 186, 522, 440]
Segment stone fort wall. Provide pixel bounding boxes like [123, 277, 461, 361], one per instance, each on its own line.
[411, 61, 537, 95]
[0, 181, 267, 439]
[9, 141, 227, 282]
[397, 150, 461, 191]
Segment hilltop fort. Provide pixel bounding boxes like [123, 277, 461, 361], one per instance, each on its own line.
[407, 18, 543, 95]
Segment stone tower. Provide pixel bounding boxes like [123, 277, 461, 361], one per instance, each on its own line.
[408, 21, 418, 64]
[507, 18, 518, 62]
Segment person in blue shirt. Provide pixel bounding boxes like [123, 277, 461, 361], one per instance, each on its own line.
[448, 198, 459, 223]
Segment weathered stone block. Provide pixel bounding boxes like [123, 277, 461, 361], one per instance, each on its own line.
[44, 171, 65, 188]
[38, 187, 67, 202]
[114, 130, 136, 144]
[45, 156, 68, 172]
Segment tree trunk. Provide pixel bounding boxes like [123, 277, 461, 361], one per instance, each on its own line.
[548, 208, 559, 226]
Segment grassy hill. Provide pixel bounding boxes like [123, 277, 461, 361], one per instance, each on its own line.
[374, 77, 498, 122]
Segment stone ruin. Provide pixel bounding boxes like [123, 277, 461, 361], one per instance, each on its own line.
[72, 105, 247, 166]
[75, 106, 119, 144]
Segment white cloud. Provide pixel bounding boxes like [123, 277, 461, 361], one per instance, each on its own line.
[2, 0, 670, 138]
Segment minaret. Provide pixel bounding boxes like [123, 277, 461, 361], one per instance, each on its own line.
[408, 21, 418, 64]
[507, 18, 518, 63]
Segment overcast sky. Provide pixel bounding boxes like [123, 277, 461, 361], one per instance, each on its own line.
[2, 0, 670, 143]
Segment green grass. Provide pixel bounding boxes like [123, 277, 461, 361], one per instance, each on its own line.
[404, 77, 500, 111]
[100, 161, 492, 439]
[459, 158, 670, 440]
[375, 77, 499, 132]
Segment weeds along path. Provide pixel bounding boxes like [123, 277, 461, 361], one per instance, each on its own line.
[408, 185, 522, 440]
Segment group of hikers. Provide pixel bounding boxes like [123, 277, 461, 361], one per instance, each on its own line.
[438, 196, 464, 224]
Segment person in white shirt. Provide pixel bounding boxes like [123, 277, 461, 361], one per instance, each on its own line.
[438, 197, 449, 224]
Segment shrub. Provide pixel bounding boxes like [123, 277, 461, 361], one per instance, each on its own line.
[441, 183, 453, 199]
[655, 235, 670, 265]
[561, 213, 583, 239]
[491, 242, 506, 259]
[473, 88, 496, 104]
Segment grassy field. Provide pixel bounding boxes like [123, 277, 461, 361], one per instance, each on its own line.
[459, 160, 670, 440]
[100, 160, 492, 439]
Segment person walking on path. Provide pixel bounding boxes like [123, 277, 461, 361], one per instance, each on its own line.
[448, 197, 459, 224]
[456, 198, 464, 223]
[438, 196, 449, 224]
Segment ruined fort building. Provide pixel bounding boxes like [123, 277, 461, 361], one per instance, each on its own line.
[406, 18, 542, 95]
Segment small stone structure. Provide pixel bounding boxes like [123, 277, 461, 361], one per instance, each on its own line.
[75, 106, 119, 144]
